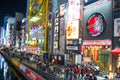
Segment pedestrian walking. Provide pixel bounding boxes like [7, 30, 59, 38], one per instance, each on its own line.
[69, 68, 74, 80]
[73, 66, 79, 79]
[65, 67, 70, 80]
[83, 74, 89, 80]
[93, 74, 97, 80]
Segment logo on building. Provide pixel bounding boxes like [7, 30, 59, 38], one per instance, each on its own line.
[86, 13, 105, 37]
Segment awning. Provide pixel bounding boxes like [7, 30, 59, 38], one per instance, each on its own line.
[110, 48, 120, 54]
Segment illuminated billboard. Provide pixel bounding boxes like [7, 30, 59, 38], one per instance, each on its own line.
[29, 0, 44, 15]
[60, 3, 65, 17]
[66, 20, 79, 39]
[30, 25, 44, 39]
[54, 10, 59, 49]
[86, 13, 106, 37]
[83, 0, 113, 39]
[67, 0, 80, 21]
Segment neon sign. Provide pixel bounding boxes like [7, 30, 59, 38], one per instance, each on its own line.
[86, 13, 105, 37]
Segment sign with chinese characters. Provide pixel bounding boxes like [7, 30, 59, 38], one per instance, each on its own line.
[86, 13, 105, 37]
[54, 10, 59, 49]
[83, 40, 112, 46]
[60, 3, 65, 16]
[67, 0, 80, 21]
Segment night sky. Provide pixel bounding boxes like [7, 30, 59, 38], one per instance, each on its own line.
[0, 0, 27, 26]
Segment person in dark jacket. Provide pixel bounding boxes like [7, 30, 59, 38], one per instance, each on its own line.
[69, 68, 74, 80]
[93, 74, 97, 80]
[84, 74, 89, 80]
[65, 67, 70, 80]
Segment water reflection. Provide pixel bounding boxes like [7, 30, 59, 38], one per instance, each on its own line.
[0, 54, 20, 80]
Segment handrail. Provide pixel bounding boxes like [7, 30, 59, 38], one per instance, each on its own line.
[23, 62, 62, 80]
[0, 51, 32, 80]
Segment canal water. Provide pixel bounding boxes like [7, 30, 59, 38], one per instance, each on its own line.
[0, 54, 21, 80]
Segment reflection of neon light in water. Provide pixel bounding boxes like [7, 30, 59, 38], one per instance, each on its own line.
[4, 62, 8, 79]
[1, 58, 4, 69]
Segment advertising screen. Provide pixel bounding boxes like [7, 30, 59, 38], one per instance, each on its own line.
[66, 20, 79, 39]
[67, 0, 80, 21]
[30, 25, 44, 39]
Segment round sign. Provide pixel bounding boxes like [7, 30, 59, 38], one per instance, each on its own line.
[86, 13, 105, 37]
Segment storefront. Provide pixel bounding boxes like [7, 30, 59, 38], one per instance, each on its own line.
[24, 25, 44, 54]
[82, 0, 113, 73]
[27, 0, 48, 55]
[110, 48, 120, 73]
[24, 39, 39, 54]
[82, 40, 112, 73]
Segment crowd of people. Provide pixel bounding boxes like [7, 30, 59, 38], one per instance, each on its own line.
[0, 46, 111, 80]
[35, 57, 108, 80]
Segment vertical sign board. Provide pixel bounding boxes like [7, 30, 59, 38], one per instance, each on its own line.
[59, 3, 66, 54]
[52, 0, 68, 54]
[54, 10, 59, 50]
[66, 0, 80, 52]
[83, 0, 113, 40]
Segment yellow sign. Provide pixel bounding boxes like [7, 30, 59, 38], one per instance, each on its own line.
[28, 40, 38, 46]
[38, 0, 43, 4]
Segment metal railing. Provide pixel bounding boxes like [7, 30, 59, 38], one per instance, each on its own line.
[23, 62, 62, 80]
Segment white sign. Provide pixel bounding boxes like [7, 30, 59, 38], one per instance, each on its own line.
[66, 20, 79, 39]
[68, 0, 80, 20]
[83, 40, 112, 45]
[66, 46, 78, 50]
[54, 42, 58, 49]
[75, 54, 82, 64]
[60, 3, 65, 16]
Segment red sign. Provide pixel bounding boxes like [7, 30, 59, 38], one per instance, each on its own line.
[26, 69, 42, 80]
[86, 13, 105, 37]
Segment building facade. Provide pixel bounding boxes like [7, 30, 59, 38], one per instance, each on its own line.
[26, 0, 51, 58]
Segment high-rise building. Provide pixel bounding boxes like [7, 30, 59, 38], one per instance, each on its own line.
[6, 17, 15, 47]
